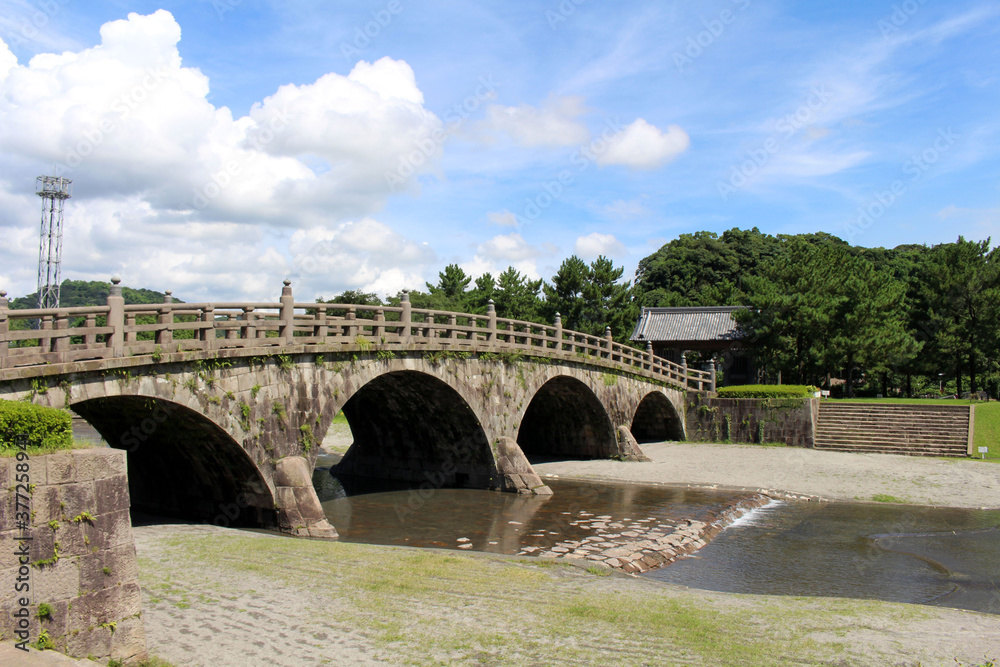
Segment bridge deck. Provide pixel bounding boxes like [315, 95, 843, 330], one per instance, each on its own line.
[0, 280, 715, 391]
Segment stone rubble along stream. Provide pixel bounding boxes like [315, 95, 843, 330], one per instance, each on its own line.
[517, 493, 773, 573]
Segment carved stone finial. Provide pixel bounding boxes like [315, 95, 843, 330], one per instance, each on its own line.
[0, 290, 6, 298]
[283, 279, 291, 287]
[111, 275, 121, 285]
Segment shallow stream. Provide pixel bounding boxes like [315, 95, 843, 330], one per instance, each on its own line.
[316, 471, 1000, 614]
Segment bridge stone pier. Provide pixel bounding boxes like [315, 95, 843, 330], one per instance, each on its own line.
[0, 280, 708, 539]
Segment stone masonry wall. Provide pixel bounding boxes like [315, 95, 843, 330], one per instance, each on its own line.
[685, 394, 818, 447]
[0, 448, 146, 662]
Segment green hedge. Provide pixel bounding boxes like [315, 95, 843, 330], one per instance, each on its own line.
[0, 400, 73, 454]
[716, 384, 818, 399]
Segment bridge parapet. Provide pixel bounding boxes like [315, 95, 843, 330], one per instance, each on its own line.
[0, 280, 714, 391]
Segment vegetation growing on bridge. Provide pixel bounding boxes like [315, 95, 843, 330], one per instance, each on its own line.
[716, 385, 818, 399]
[0, 399, 73, 455]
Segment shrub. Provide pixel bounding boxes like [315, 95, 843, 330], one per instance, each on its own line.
[716, 384, 818, 399]
[0, 400, 73, 454]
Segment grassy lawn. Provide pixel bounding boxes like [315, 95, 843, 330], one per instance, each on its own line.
[827, 398, 1000, 462]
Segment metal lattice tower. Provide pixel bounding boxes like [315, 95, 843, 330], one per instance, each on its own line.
[35, 175, 72, 309]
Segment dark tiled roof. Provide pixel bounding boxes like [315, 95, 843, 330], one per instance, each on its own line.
[630, 306, 746, 342]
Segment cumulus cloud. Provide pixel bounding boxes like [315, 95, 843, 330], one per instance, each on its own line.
[289, 219, 436, 299]
[597, 119, 690, 169]
[482, 95, 590, 147]
[459, 232, 553, 281]
[0, 10, 443, 300]
[574, 232, 626, 259]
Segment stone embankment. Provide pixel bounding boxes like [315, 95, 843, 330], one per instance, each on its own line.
[519, 493, 773, 573]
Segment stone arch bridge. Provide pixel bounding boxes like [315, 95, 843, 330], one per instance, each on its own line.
[0, 280, 713, 539]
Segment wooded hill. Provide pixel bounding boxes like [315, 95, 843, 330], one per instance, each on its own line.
[9, 279, 175, 309]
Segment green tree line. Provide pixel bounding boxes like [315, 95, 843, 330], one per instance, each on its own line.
[634, 228, 1000, 398]
[6, 229, 997, 398]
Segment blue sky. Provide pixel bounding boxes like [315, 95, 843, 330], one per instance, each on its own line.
[1, 0, 998, 302]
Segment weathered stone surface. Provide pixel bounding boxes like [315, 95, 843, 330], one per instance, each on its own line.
[275, 456, 313, 488]
[616, 426, 652, 462]
[94, 475, 129, 517]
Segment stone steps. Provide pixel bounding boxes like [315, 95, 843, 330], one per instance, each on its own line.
[814, 402, 970, 457]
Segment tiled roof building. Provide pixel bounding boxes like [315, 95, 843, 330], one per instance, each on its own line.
[630, 306, 753, 386]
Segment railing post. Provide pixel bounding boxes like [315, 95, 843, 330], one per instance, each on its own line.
[279, 279, 294, 344]
[242, 306, 256, 340]
[315, 304, 328, 341]
[374, 308, 385, 340]
[124, 313, 136, 344]
[84, 315, 96, 346]
[53, 310, 69, 358]
[645, 341, 653, 369]
[400, 290, 412, 342]
[107, 276, 125, 357]
[553, 312, 562, 352]
[0, 290, 8, 362]
[346, 307, 357, 338]
[710, 355, 718, 392]
[680, 351, 688, 389]
[605, 326, 613, 358]
[201, 305, 215, 347]
[448, 313, 457, 340]
[487, 299, 496, 344]
[157, 290, 173, 347]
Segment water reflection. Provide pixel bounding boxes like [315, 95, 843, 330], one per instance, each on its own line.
[646, 501, 1000, 613]
[316, 473, 1000, 614]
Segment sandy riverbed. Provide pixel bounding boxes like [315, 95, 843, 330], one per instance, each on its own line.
[534, 441, 1000, 509]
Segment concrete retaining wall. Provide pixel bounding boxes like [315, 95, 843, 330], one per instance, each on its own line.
[685, 394, 818, 447]
[0, 448, 146, 662]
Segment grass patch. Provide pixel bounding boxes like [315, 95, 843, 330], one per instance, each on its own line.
[717, 384, 817, 398]
[973, 401, 1000, 462]
[871, 493, 906, 503]
[332, 410, 349, 425]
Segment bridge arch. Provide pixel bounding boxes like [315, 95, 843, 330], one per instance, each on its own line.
[71, 396, 276, 527]
[333, 370, 497, 488]
[516, 375, 616, 461]
[630, 390, 685, 443]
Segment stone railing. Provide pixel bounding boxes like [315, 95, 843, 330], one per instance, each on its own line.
[0, 279, 714, 391]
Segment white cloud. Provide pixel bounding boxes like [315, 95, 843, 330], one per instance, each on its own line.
[289, 219, 436, 299]
[475, 233, 541, 262]
[460, 233, 551, 281]
[0, 11, 444, 301]
[574, 232, 625, 259]
[487, 210, 520, 227]
[0, 39, 15, 80]
[597, 119, 690, 169]
[482, 95, 590, 147]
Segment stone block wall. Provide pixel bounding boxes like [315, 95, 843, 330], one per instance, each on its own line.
[0, 448, 146, 662]
[685, 394, 818, 447]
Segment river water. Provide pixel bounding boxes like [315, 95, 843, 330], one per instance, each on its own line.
[316, 472, 1000, 615]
